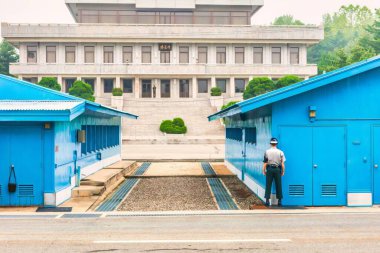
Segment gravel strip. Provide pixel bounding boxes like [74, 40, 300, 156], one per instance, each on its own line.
[222, 177, 264, 210]
[118, 177, 218, 211]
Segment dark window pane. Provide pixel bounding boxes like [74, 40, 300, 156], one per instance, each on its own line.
[216, 79, 227, 93]
[104, 79, 114, 93]
[123, 79, 133, 93]
[235, 79, 245, 93]
[198, 79, 208, 93]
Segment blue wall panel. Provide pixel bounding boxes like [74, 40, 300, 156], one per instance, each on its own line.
[54, 114, 121, 191]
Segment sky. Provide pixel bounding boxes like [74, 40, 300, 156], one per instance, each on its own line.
[0, 0, 379, 34]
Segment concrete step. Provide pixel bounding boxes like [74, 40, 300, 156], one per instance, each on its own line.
[73, 160, 137, 197]
[72, 185, 105, 197]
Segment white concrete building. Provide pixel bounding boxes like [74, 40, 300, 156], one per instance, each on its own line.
[1, 0, 323, 104]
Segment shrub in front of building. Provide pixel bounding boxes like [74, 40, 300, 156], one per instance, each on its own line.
[68, 80, 95, 102]
[210, 87, 222, 96]
[275, 75, 302, 89]
[112, 88, 123, 96]
[160, 117, 187, 134]
[243, 77, 275, 100]
[221, 101, 239, 111]
[37, 77, 61, 91]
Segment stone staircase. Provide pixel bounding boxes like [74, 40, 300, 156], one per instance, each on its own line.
[121, 98, 225, 144]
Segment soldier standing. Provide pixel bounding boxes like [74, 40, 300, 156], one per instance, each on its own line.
[262, 138, 286, 206]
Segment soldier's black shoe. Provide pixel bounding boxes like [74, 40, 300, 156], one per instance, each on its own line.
[278, 199, 282, 207]
[265, 199, 270, 206]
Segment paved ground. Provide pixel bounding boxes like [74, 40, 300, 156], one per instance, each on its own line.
[1, 212, 379, 253]
[122, 144, 225, 160]
[118, 177, 218, 211]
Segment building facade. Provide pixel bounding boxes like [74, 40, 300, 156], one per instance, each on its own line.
[209, 56, 380, 207]
[1, 0, 323, 104]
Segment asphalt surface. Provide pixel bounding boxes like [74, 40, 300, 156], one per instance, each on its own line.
[1, 212, 380, 253]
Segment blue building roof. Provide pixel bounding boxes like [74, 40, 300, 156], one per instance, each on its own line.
[208, 55, 380, 121]
[0, 75, 138, 121]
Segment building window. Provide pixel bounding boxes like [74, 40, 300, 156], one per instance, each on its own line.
[64, 78, 76, 92]
[103, 79, 114, 93]
[253, 47, 263, 64]
[290, 47, 300, 64]
[235, 79, 245, 93]
[122, 79, 133, 93]
[198, 46, 208, 64]
[235, 47, 245, 64]
[84, 46, 95, 63]
[174, 12, 193, 24]
[214, 11, 230, 25]
[27, 46, 37, 63]
[123, 46, 133, 64]
[103, 46, 114, 63]
[141, 46, 152, 63]
[216, 46, 226, 64]
[231, 12, 249, 25]
[65, 46, 76, 63]
[179, 46, 189, 64]
[160, 51, 170, 64]
[81, 125, 120, 155]
[45, 46, 56, 63]
[23, 77, 38, 84]
[272, 47, 282, 64]
[216, 79, 227, 93]
[198, 79, 208, 93]
[83, 78, 95, 92]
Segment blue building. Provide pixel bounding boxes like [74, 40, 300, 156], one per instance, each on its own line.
[0, 75, 137, 206]
[209, 56, 380, 207]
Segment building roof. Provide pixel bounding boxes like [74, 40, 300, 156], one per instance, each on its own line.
[0, 75, 138, 121]
[208, 55, 380, 121]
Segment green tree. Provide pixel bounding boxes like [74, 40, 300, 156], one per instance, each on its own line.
[0, 40, 19, 76]
[361, 9, 380, 54]
[243, 77, 275, 100]
[308, 5, 375, 67]
[221, 101, 239, 111]
[275, 75, 302, 89]
[68, 80, 95, 102]
[272, 15, 304, 25]
[38, 77, 62, 91]
[347, 44, 376, 64]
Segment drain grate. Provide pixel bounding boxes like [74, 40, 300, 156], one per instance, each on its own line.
[134, 162, 151, 176]
[96, 178, 139, 212]
[207, 178, 238, 210]
[62, 213, 102, 218]
[201, 162, 216, 175]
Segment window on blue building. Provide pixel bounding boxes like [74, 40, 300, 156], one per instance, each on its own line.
[81, 125, 120, 155]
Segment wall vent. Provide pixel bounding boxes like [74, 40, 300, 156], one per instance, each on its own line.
[289, 185, 304, 196]
[18, 185, 34, 196]
[321, 185, 337, 197]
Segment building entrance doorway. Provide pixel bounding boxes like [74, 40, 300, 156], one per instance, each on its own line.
[180, 79, 190, 98]
[161, 80, 171, 98]
[141, 80, 152, 98]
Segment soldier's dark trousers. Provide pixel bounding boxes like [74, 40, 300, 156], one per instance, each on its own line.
[265, 166, 283, 199]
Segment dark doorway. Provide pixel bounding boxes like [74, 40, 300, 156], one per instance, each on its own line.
[141, 80, 152, 98]
[161, 80, 171, 98]
[179, 79, 190, 98]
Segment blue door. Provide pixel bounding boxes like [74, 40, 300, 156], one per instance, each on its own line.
[280, 126, 346, 206]
[373, 127, 380, 204]
[280, 127, 313, 206]
[312, 127, 346, 206]
[0, 126, 44, 206]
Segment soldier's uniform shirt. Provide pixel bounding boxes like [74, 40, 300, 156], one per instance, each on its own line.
[263, 147, 286, 167]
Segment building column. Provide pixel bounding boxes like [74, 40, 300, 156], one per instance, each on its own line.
[229, 77, 235, 98]
[57, 75, 63, 91]
[192, 77, 197, 98]
[134, 77, 140, 98]
[155, 79, 160, 98]
[95, 77, 102, 98]
[115, 76, 121, 88]
[211, 77, 216, 88]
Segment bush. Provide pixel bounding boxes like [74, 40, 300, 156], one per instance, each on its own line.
[243, 77, 275, 100]
[210, 87, 222, 96]
[112, 88, 123, 96]
[68, 80, 95, 102]
[38, 77, 61, 91]
[221, 101, 239, 111]
[160, 118, 187, 134]
[275, 75, 302, 89]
